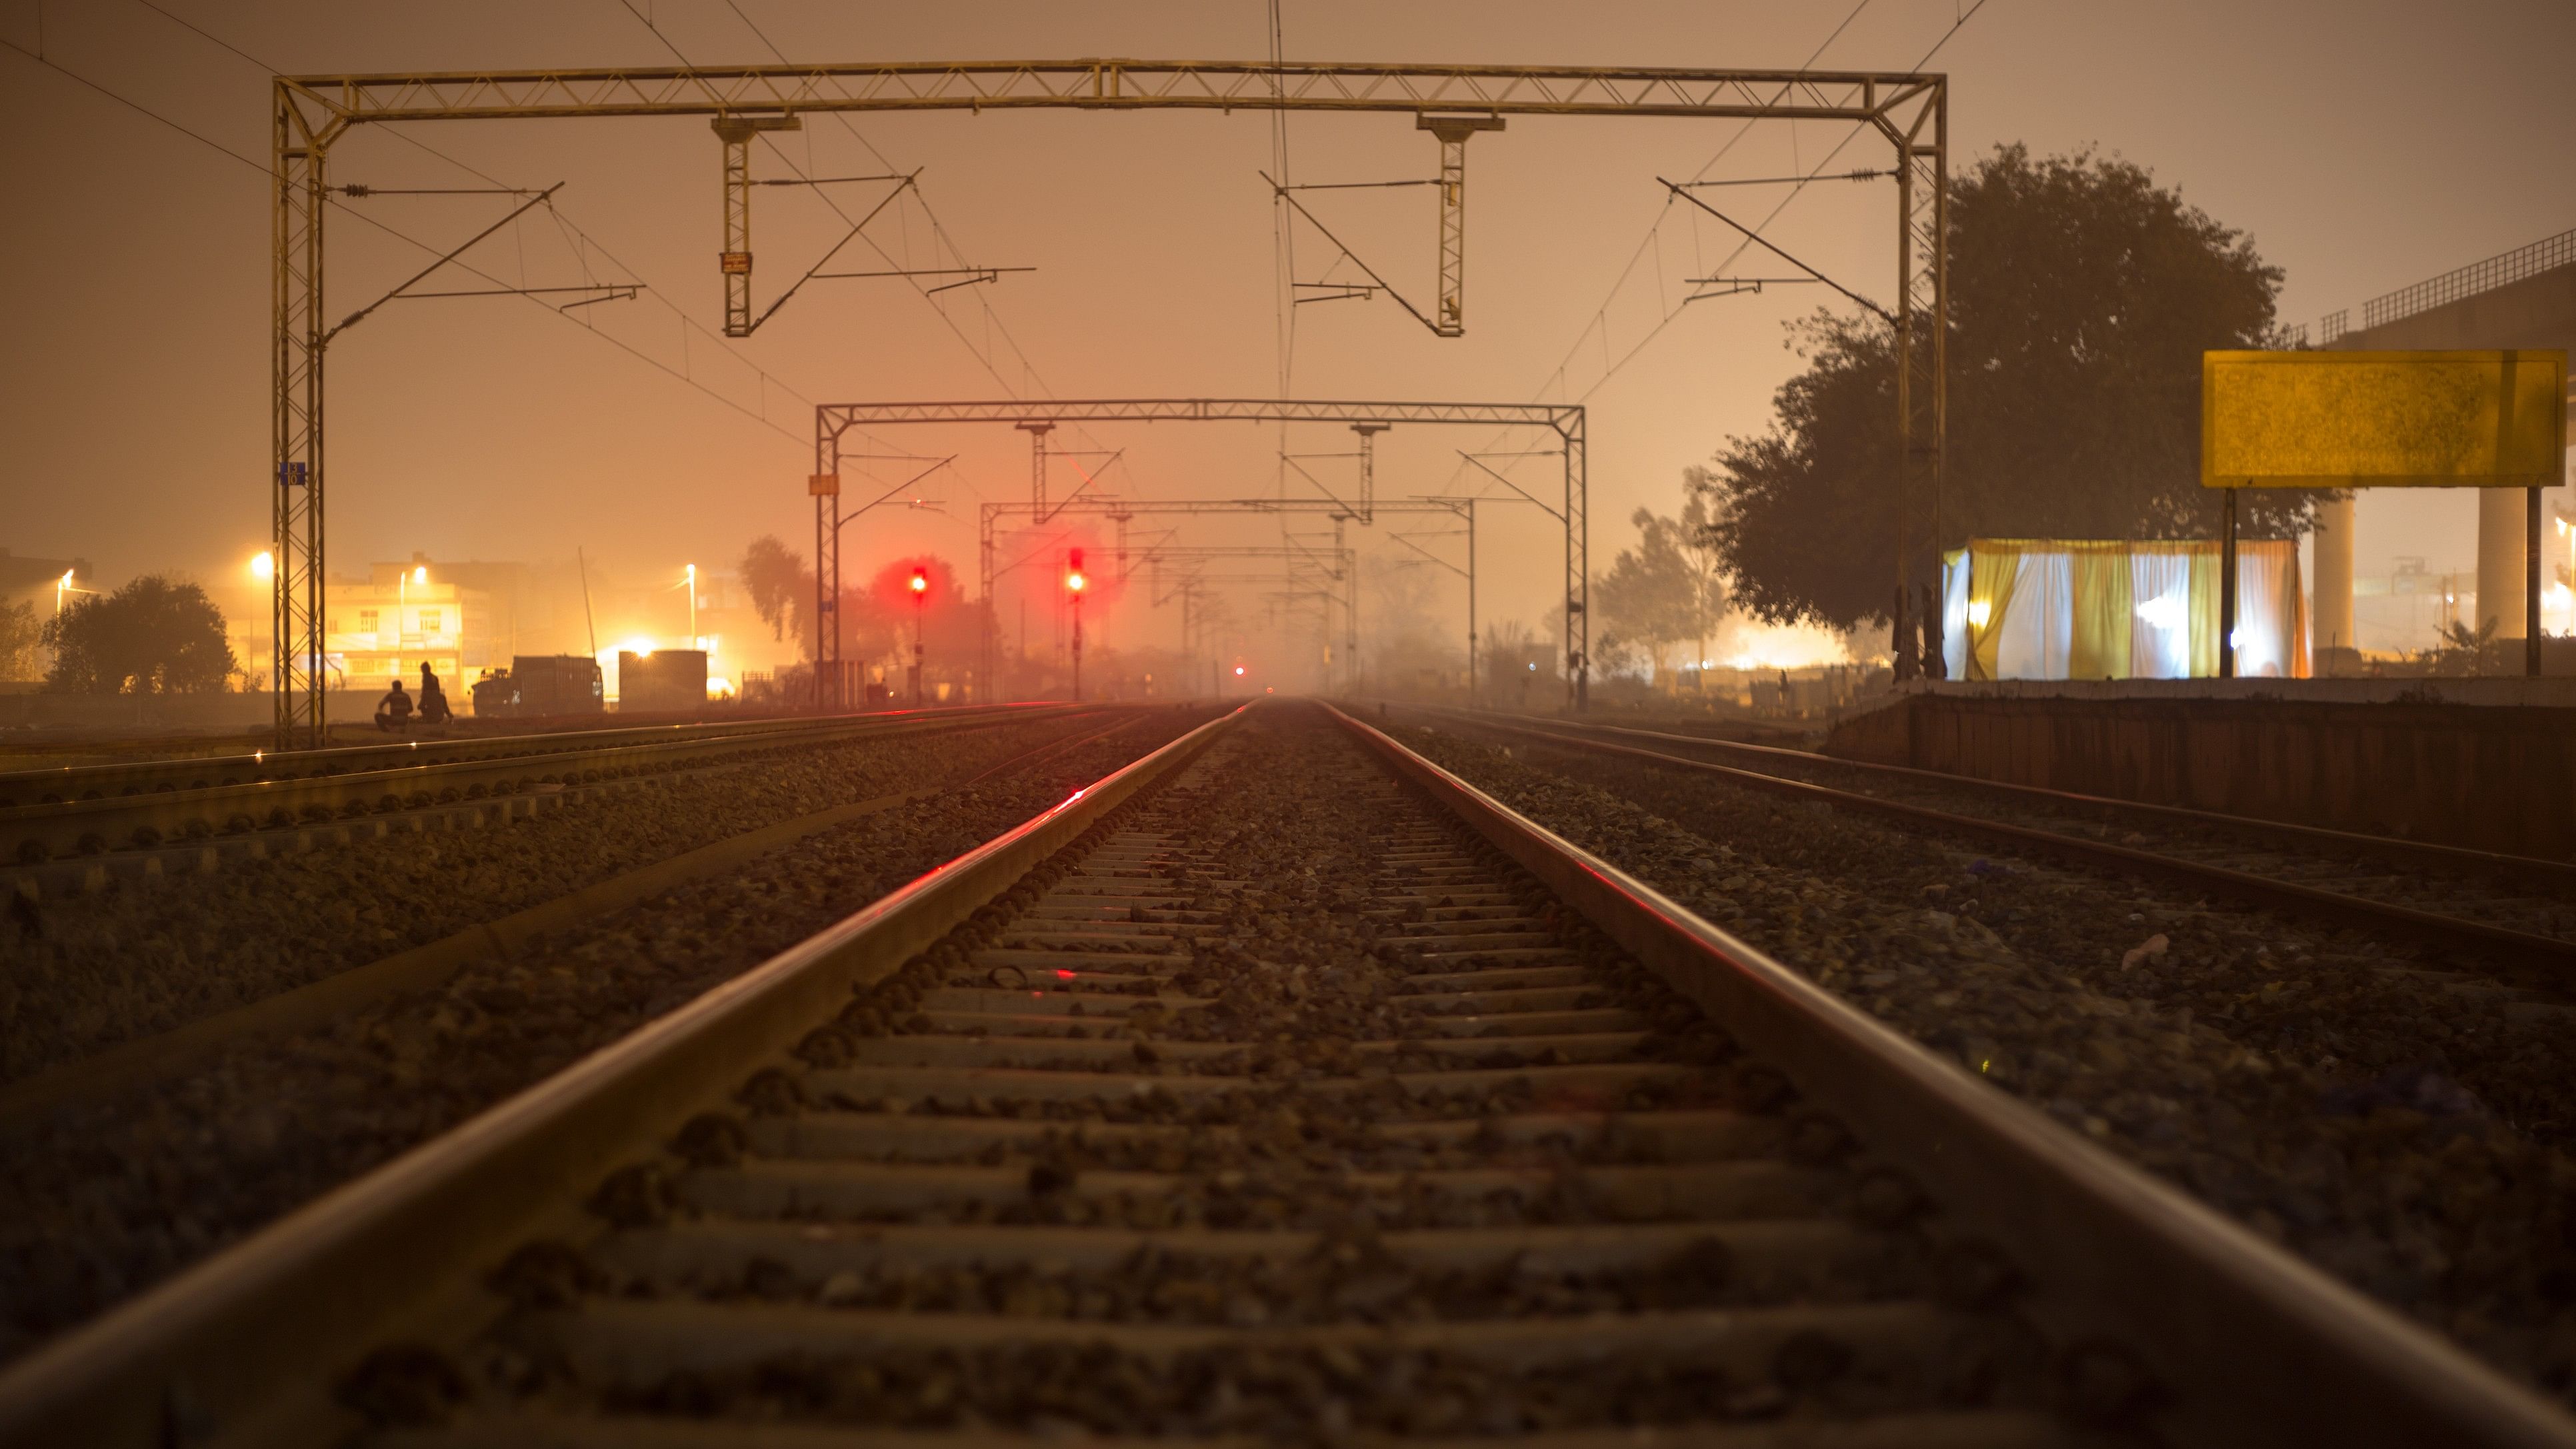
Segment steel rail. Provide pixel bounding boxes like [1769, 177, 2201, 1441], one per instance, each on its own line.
[1323, 702, 2576, 1449]
[0, 703, 1058, 808]
[1443, 707, 2576, 892]
[0, 705, 1247, 1448]
[0, 705, 1099, 866]
[1425, 709, 2576, 976]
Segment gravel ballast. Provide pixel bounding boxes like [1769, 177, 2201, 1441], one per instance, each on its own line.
[0, 709, 1211, 1362]
[0, 713, 1113, 1083]
[393, 705, 2065, 1441]
[1396, 721, 2576, 1405]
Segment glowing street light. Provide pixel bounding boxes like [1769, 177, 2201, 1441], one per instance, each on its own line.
[249, 551, 275, 582]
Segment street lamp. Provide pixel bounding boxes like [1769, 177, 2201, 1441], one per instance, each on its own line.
[249, 551, 275, 582]
[684, 563, 698, 645]
[909, 565, 929, 707]
[1065, 549, 1087, 703]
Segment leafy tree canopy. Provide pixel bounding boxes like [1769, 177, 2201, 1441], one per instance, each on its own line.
[1701, 144, 2311, 631]
[43, 575, 235, 694]
[739, 535, 810, 651]
[1595, 497, 1727, 678]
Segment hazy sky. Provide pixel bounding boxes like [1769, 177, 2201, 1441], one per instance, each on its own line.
[3, 0, 2569, 668]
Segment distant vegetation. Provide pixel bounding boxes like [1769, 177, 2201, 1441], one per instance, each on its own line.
[43, 575, 235, 693]
[0, 601, 37, 681]
[1701, 144, 2316, 631]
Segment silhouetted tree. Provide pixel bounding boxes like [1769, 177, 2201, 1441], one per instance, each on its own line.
[737, 536, 812, 655]
[1700, 144, 2309, 630]
[43, 576, 235, 693]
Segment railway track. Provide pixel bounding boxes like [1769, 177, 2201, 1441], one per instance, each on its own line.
[0, 705, 1084, 867]
[1418, 707, 2576, 982]
[1, 701, 2564, 1448]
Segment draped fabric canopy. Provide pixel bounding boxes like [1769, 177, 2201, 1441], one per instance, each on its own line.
[1941, 539, 2309, 681]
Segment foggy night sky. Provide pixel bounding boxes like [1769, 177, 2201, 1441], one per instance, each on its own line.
[1, 0, 2569, 670]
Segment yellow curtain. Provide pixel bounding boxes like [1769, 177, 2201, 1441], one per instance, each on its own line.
[1965, 543, 2029, 681]
[2187, 545, 2223, 677]
[2067, 541, 2135, 679]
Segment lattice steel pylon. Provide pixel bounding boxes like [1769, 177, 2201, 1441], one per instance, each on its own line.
[1888, 85, 1946, 679]
[1416, 115, 1503, 337]
[715, 114, 802, 337]
[269, 61, 1943, 741]
[273, 94, 326, 748]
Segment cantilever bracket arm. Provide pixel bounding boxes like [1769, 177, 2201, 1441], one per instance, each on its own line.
[322, 183, 565, 343]
[1263, 170, 1443, 335]
[747, 169, 921, 334]
[1456, 451, 1565, 522]
[1659, 177, 1894, 324]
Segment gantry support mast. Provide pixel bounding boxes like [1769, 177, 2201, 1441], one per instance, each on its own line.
[271, 61, 1943, 744]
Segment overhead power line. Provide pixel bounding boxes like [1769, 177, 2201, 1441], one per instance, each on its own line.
[69, 3, 826, 451]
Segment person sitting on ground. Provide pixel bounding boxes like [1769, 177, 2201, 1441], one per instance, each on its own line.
[375, 678, 413, 732]
[416, 663, 453, 725]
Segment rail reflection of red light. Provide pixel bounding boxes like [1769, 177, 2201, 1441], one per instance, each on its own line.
[1055, 968, 1076, 979]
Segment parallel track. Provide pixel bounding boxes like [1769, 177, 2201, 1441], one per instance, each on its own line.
[1420, 707, 2576, 981]
[1, 702, 2565, 1448]
[0, 705, 1087, 865]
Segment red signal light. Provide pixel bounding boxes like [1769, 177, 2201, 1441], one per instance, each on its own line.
[1234, 665, 1246, 676]
[909, 567, 928, 595]
[1065, 548, 1086, 594]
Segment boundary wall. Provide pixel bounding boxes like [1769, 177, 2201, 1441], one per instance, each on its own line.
[1826, 681, 2576, 858]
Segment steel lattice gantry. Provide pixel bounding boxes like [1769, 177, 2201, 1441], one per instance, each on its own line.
[813, 399, 1585, 706]
[270, 61, 1944, 742]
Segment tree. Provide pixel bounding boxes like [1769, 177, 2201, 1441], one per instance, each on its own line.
[1701, 144, 2309, 631]
[0, 601, 38, 681]
[1593, 507, 1700, 680]
[43, 576, 235, 694]
[738, 536, 812, 656]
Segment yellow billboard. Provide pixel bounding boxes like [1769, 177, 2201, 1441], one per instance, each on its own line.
[2202, 349, 2566, 489]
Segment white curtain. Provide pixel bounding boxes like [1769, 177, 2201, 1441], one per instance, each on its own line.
[2231, 543, 2307, 679]
[1992, 552, 2073, 679]
[2129, 551, 2194, 679]
[1941, 551, 1971, 681]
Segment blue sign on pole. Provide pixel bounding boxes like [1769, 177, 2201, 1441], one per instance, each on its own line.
[277, 462, 307, 487]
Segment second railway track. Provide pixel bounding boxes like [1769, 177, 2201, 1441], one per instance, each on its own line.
[1, 701, 2565, 1448]
[0, 705, 1085, 870]
[1417, 707, 2576, 982]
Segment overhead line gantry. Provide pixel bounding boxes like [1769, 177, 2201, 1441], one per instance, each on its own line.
[811, 397, 1585, 708]
[269, 59, 1945, 743]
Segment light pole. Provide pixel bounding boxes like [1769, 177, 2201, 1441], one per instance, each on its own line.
[909, 565, 929, 707]
[1066, 549, 1087, 703]
[684, 563, 698, 646]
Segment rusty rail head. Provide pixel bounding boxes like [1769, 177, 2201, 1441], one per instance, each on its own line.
[1324, 701, 2576, 1449]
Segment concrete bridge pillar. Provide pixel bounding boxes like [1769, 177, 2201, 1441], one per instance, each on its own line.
[2311, 493, 2357, 669]
[2477, 487, 2529, 641]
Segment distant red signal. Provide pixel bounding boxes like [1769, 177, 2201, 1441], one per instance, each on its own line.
[909, 567, 929, 595]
